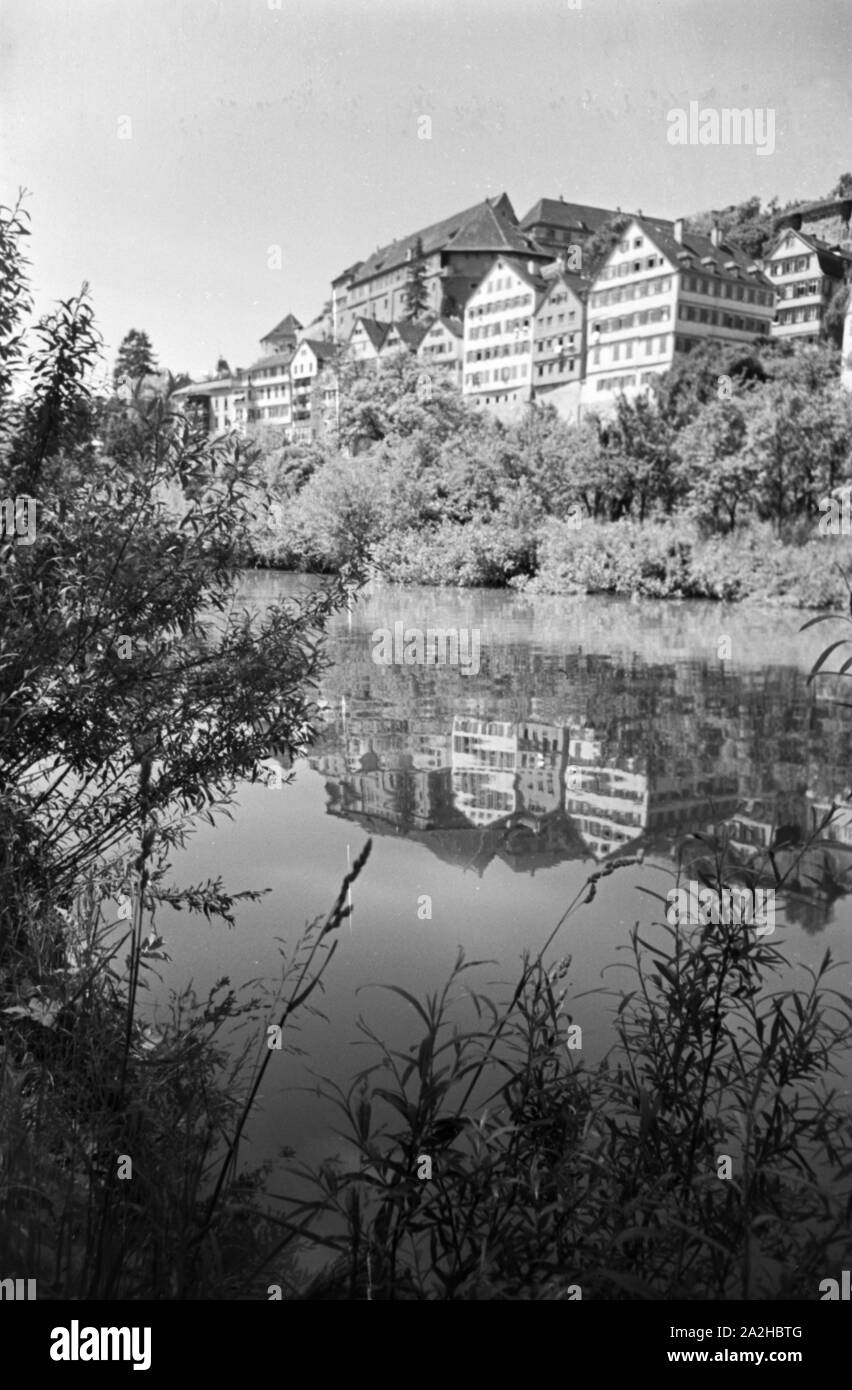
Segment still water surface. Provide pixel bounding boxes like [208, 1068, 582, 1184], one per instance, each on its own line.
[158, 574, 852, 1177]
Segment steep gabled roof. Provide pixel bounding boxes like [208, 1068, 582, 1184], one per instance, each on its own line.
[444, 199, 547, 257]
[387, 320, 431, 350]
[767, 226, 852, 272]
[520, 197, 620, 235]
[262, 312, 302, 339]
[349, 193, 519, 286]
[350, 317, 391, 351]
[301, 339, 337, 361]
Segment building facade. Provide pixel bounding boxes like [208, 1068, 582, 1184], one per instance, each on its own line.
[288, 339, 337, 443]
[462, 255, 542, 421]
[582, 216, 775, 412]
[519, 196, 619, 260]
[416, 316, 464, 388]
[764, 228, 851, 344]
[331, 194, 549, 341]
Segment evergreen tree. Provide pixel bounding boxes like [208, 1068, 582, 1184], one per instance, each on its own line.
[403, 237, 429, 321]
[582, 215, 631, 281]
[113, 329, 157, 389]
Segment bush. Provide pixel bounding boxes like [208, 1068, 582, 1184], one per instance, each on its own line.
[520, 518, 698, 598]
[371, 516, 535, 587]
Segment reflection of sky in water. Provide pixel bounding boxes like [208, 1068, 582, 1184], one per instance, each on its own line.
[158, 577, 852, 1175]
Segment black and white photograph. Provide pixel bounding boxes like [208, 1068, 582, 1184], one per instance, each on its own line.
[2, 0, 852, 1360]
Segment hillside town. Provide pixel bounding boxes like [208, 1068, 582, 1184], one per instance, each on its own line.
[173, 188, 852, 441]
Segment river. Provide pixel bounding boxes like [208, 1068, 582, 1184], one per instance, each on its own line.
[156, 573, 852, 1183]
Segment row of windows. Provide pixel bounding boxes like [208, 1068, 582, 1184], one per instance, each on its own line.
[536, 360, 576, 377]
[589, 275, 673, 307]
[595, 372, 639, 392]
[464, 364, 531, 386]
[466, 343, 532, 362]
[777, 305, 822, 324]
[597, 254, 666, 279]
[591, 306, 671, 333]
[597, 335, 670, 362]
[469, 293, 534, 317]
[777, 278, 832, 299]
[420, 342, 457, 356]
[769, 256, 812, 276]
[252, 385, 289, 401]
[682, 274, 771, 306]
[539, 309, 576, 325]
[679, 305, 768, 333]
[537, 335, 575, 352]
[468, 320, 528, 340]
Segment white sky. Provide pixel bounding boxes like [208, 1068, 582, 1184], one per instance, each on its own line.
[2, 0, 850, 377]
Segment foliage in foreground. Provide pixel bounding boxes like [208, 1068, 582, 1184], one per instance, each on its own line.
[284, 830, 852, 1300]
[0, 192, 358, 1297]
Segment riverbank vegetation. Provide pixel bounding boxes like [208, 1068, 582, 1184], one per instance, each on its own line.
[3, 196, 852, 1300]
[246, 337, 852, 609]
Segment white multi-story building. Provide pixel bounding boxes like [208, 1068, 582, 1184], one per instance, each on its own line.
[247, 350, 293, 429]
[764, 228, 851, 344]
[462, 255, 541, 422]
[582, 217, 775, 413]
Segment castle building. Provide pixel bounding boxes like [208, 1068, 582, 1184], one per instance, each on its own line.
[331, 194, 549, 341]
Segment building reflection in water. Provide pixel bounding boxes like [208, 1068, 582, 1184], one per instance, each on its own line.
[264, 637, 852, 925]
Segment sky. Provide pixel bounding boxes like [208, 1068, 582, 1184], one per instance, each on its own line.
[2, 0, 850, 379]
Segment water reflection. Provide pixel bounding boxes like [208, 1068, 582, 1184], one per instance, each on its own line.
[258, 594, 852, 932]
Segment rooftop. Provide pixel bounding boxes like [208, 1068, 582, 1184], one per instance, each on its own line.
[342, 193, 543, 287]
[520, 196, 620, 235]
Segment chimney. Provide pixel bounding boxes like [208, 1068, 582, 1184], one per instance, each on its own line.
[527, 259, 538, 276]
[674, 218, 684, 244]
[710, 224, 722, 248]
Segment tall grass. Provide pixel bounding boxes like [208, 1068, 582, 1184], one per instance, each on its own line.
[276, 827, 852, 1300]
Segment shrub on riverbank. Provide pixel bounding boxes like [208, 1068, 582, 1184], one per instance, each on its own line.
[513, 518, 852, 607]
[242, 341, 852, 608]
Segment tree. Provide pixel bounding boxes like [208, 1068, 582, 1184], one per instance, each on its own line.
[402, 236, 429, 321]
[582, 214, 631, 281]
[0, 193, 352, 926]
[823, 279, 850, 350]
[686, 195, 790, 261]
[831, 172, 852, 199]
[113, 328, 157, 388]
[675, 398, 754, 533]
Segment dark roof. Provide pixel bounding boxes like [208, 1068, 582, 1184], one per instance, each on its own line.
[347, 193, 520, 286]
[520, 197, 620, 235]
[386, 320, 431, 350]
[435, 315, 464, 339]
[332, 260, 364, 286]
[633, 217, 772, 287]
[296, 339, 337, 362]
[262, 313, 302, 339]
[350, 317, 391, 350]
[247, 348, 295, 371]
[443, 199, 547, 258]
[777, 195, 852, 227]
